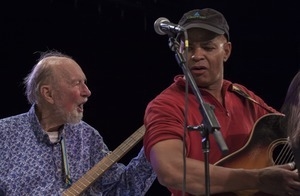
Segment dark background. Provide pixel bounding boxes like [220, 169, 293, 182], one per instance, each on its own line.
[0, 0, 299, 195]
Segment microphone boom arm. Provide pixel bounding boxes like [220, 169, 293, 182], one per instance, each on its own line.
[168, 36, 229, 154]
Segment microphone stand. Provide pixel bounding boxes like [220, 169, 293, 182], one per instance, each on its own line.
[168, 36, 229, 196]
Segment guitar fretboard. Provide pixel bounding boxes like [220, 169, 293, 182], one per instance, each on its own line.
[62, 125, 145, 196]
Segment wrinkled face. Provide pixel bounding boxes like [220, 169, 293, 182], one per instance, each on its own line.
[179, 28, 231, 89]
[51, 59, 92, 124]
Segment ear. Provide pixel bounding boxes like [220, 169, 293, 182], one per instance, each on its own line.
[40, 85, 54, 104]
[223, 42, 232, 62]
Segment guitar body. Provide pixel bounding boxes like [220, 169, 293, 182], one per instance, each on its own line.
[214, 113, 293, 196]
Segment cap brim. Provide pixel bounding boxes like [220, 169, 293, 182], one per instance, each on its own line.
[183, 23, 225, 35]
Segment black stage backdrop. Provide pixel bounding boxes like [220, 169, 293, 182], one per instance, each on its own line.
[0, 0, 299, 195]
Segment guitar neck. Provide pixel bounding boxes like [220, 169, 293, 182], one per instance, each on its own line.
[62, 125, 145, 196]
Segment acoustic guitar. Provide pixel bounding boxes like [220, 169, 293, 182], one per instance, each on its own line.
[62, 125, 146, 196]
[214, 113, 294, 195]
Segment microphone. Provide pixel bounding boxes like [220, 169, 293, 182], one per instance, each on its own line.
[154, 17, 185, 36]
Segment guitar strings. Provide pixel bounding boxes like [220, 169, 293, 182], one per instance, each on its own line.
[273, 140, 294, 165]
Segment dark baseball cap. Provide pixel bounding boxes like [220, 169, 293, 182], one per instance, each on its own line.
[178, 8, 230, 41]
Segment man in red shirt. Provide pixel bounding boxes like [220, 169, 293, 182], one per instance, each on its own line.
[143, 8, 300, 196]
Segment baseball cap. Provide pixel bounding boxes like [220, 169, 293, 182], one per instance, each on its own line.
[178, 8, 230, 41]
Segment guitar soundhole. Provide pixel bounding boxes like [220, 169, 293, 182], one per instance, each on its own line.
[272, 141, 294, 165]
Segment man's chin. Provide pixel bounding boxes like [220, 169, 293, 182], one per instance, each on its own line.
[67, 114, 83, 124]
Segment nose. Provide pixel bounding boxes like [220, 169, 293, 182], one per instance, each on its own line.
[82, 83, 92, 97]
[191, 47, 205, 61]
